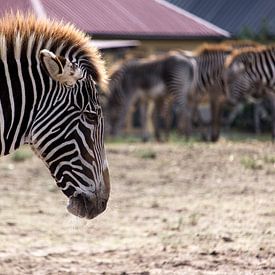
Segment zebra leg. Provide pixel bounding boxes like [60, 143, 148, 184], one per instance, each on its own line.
[266, 91, 275, 142]
[176, 106, 193, 140]
[270, 100, 275, 142]
[166, 97, 175, 141]
[139, 99, 150, 142]
[193, 103, 211, 141]
[125, 102, 136, 135]
[210, 97, 223, 142]
[152, 98, 162, 142]
[253, 102, 262, 135]
[160, 96, 173, 142]
[113, 100, 132, 137]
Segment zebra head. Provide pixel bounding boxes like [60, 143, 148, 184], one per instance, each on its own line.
[224, 52, 263, 104]
[31, 49, 110, 219]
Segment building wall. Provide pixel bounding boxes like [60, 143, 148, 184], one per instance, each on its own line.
[140, 39, 216, 52]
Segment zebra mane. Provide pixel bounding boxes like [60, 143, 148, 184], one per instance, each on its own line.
[221, 39, 261, 48]
[225, 46, 266, 68]
[0, 12, 107, 85]
[193, 43, 233, 56]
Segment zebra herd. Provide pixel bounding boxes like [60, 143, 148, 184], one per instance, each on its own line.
[104, 40, 275, 142]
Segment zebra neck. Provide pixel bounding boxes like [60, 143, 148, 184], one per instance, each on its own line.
[196, 54, 227, 90]
[0, 36, 48, 156]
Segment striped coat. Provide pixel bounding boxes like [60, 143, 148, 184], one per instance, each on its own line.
[0, 13, 110, 219]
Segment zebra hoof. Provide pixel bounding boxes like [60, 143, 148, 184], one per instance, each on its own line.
[67, 194, 108, 219]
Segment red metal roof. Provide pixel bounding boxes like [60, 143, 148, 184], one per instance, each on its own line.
[0, 0, 229, 38]
[0, 0, 32, 15]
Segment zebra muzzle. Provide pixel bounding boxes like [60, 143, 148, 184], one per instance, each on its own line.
[67, 193, 108, 219]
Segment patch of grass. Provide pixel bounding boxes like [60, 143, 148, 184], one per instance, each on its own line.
[105, 130, 273, 145]
[11, 148, 33, 162]
[106, 135, 141, 144]
[263, 155, 275, 164]
[240, 156, 263, 170]
[136, 149, 157, 159]
[176, 217, 184, 230]
[222, 131, 271, 142]
[48, 185, 59, 193]
[168, 131, 198, 146]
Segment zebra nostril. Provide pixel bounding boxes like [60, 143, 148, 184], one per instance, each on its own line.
[100, 199, 108, 211]
[101, 200, 106, 209]
[67, 192, 108, 219]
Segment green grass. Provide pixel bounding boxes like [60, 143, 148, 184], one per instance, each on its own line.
[11, 148, 33, 162]
[105, 131, 200, 146]
[240, 156, 264, 170]
[221, 130, 272, 142]
[263, 155, 275, 164]
[105, 130, 273, 145]
[106, 135, 141, 144]
[167, 131, 199, 145]
[136, 149, 157, 159]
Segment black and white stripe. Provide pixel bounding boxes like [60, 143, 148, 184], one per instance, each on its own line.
[106, 51, 195, 141]
[175, 47, 232, 141]
[224, 47, 275, 102]
[0, 14, 109, 219]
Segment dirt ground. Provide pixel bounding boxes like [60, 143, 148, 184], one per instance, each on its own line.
[0, 139, 274, 275]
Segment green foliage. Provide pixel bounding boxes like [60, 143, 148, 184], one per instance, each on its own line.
[238, 19, 273, 43]
[239, 26, 255, 40]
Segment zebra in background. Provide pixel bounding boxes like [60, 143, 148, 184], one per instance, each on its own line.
[177, 44, 234, 142]
[105, 51, 194, 141]
[0, 12, 110, 219]
[179, 41, 262, 142]
[224, 45, 275, 140]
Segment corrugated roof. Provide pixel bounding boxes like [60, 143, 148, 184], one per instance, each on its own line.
[0, 0, 32, 16]
[166, 0, 275, 36]
[0, 0, 229, 39]
[41, 0, 229, 38]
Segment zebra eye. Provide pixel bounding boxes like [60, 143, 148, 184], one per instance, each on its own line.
[84, 111, 98, 124]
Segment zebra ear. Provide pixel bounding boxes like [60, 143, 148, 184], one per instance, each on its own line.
[39, 49, 83, 86]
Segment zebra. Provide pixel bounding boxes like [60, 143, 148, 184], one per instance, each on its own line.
[0, 12, 110, 219]
[179, 41, 262, 142]
[105, 51, 194, 141]
[176, 44, 234, 142]
[224, 45, 275, 140]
